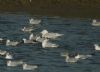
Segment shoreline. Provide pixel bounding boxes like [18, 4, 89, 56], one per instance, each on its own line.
[0, 0, 100, 18]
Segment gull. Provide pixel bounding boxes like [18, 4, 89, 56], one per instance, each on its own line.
[41, 30, 64, 39]
[21, 27, 34, 32]
[61, 52, 92, 63]
[5, 52, 13, 59]
[23, 63, 38, 70]
[65, 55, 78, 63]
[7, 60, 24, 67]
[75, 53, 92, 60]
[0, 50, 13, 59]
[29, 18, 41, 25]
[22, 38, 37, 44]
[61, 52, 79, 63]
[94, 44, 100, 51]
[42, 39, 59, 48]
[92, 19, 100, 26]
[0, 50, 7, 56]
[6, 39, 20, 46]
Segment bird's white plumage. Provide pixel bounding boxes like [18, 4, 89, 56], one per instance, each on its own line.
[29, 33, 36, 41]
[41, 30, 64, 39]
[21, 27, 33, 32]
[36, 36, 45, 42]
[7, 60, 24, 67]
[6, 39, 19, 46]
[0, 50, 7, 55]
[75, 54, 92, 60]
[23, 63, 38, 70]
[22, 38, 36, 44]
[42, 39, 59, 48]
[92, 19, 100, 26]
[5, 53, 13, 59]
[94, 44, 100, 51]
[29, 18, 41, 25]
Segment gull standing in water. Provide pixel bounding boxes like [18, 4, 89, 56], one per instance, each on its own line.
[42, 39, 59, 48]
[41, 30, 64, 39]
[22, 63, 38, 70]
[29, 18, 41, 25]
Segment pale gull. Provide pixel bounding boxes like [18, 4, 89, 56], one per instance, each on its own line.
[23, 63, 38, 70]
[29, 18, 41, 25]
[21, 27, 33, 32]
[94, 44, 100, 51]
[6, 39, 20, 46]
[92, 19, 100, 26]
[41, 29, 64, 39]
[42, 39, 59, 48]
[7, 60, 24, 67]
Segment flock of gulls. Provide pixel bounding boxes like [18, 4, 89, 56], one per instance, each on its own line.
[0, 18, 100, 71]
[0, 18, 64, 71]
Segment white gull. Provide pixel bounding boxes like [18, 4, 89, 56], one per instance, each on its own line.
[29, 33, 36, 41]
[7, 60, 24, 67]
[23, 63, 38, 70]
[42, 39, 59, 48]
[92, 19, 100, 26]
[94, 44, 100, 51]
[5, 52, 13, 59]
[75, 53, 92, 60]
[21, 27, 33, 32]
[36, 36, 45, 43]
[0, 50, 7, 55]
[41, 30, 64, 39]
[6, 39, 19, 46]
[29, 18, 41, 25]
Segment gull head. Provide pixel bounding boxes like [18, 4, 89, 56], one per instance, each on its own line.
[41, 30, 48, 35]
[93, 19, 96, 23]
[29, 18, 34, 24]
[22, 38, 27, 41]
[7, 39, 10, 43]
[75, 53, 80, 59]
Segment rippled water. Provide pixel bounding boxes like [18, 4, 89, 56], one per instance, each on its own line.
[0, 13, 100, 72]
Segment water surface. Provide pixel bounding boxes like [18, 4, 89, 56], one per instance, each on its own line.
[0, 13, 100, 72]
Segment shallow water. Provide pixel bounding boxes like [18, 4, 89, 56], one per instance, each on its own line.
[0, 13, 100, 72]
